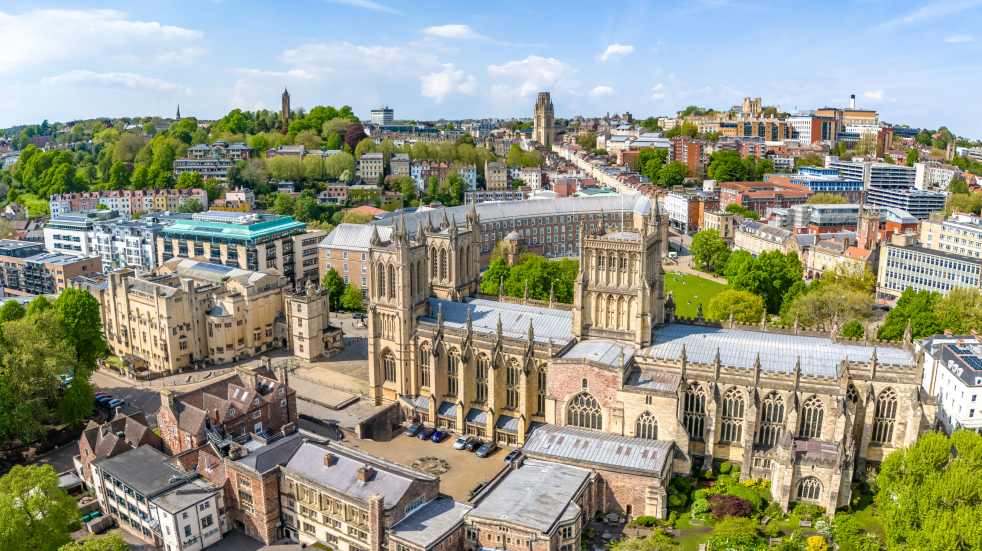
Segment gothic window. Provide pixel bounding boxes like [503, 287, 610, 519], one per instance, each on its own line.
[598, 255, 605, 270]
[846, 383, 859, 404]
[506, 360, 520, 409]
[567, 392, 602, 430]
[536, 369, 546, 415]
[684, 383, 707, 442]
[419, 344, 430, 388]
[798, 396, 824, 439]
[417, 262, 425, 295]
[382, 352, 396, 383]
[446, 350, 459, 398]
[376, 264, 385, 299]
[871, 388, 898, 445]
[430, 250, 437, 279]
[606, 296, 615, 327]
[439, 248, 448, 281]
[756, 391, 785, 449]
[796, 477, 822, 502]
[475, 354, 489, 403]
[719, 387, 744, 444]
[635, 412, 658, 440]
[409, 264, 415, 297]
[387, 265, 396, 299]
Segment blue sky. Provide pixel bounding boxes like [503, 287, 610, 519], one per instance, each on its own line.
[3, 0, 982, 136]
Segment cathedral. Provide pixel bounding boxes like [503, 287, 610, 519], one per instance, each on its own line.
[366, 200, 935, 515]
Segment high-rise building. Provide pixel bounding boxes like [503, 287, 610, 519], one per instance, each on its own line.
[281, 88, 291, 131]
[533, 92, 555, 147]
[371, 106, 394, 125]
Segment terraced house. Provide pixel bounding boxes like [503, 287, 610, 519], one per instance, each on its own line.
[364, 197, 936, 515]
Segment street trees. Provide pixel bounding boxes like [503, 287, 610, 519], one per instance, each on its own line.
[340, 284, 364, 311]
[321, 268, 345, 310]
[0, 465, 79, 551]
[690, 230, 730, 274]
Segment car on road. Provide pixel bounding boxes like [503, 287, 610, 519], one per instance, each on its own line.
[475, 441, 498, 458]
[352, 312, 367, 320]
[503, 449, 521, 462]
[465, 438, 483, 452]
[430, 429, 448, 443]
[417, 426, 436, 440]
[452, 435, 473, 450]
[404, 423, 422, 437]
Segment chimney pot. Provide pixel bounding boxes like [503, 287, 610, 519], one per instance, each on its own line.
[356, 465, 375, 482]
[324, 453, 337, 467]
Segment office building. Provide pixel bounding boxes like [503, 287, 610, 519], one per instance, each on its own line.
[876, 233, 981, 301]
[0, 239, 102, 295]
[863, 187, 946, 220]
[44, 210, 122, 256]
[157, 211, 325, 286]
[827, 158, 916, 189]
[463, 189, 527, 204]
[173, 141, 252, 182]
[391, 153, 410, 178]
[767, 167, 865, 202]
[718, 181, 812, 215]
[919, 334, 982, 435]
[371, 106, 395, 126]
[358, 152, 385, 184]
[533, 92, 555, 147]
[920, 213, 982, 259]
[49, 189, 209, 218]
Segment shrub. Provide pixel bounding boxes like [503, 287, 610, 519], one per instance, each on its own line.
[706, 517, 762, 551]
[793, 502, 825, 520]
[631, 515, 659, 528]
[805, 535, 829, 551]
[741, 478, 771, 492]
[718, 462, 732, 474]
[693, 489, 709, 501]
[667, 493, 687, 508]
[691, 497, 711, 518]
[670, 476, 694, 495]
[725, 483, 764, 511]
[708, 494, 753, 519]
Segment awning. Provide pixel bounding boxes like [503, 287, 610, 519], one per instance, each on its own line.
[437, 401, 458, 419]
[398, 395, 430, 412]
[465, 408, 489, 425]
[495, 414, 519, 434]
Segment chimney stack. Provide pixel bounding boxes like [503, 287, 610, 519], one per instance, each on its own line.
[849, 94, 856, 109]
[323, 453, 337, 467]
[356, 465, 375, 482]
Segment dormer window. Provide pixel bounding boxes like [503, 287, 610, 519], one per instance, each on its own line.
[228, 407, 236, 417]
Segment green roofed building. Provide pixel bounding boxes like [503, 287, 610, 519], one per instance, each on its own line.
[157, 211, 325, 287]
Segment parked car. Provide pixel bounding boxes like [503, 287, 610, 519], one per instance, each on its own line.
[465, 438, 483, 452]
[404, 423, 422, 437]
[430, 429, 448, 443]
[106, 399, 124, 409]
[417, 426, 436, 440]
[475, 441, 498, 458]
[95, 395, 113, 406]
[94, 392, 110, 398]
[503, 449, 521, 462]
[452, 435, 473, 450]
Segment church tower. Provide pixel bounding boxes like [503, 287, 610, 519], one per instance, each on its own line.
[572, 199, 666, 346]
[281, 88, 291, 132]
[423, 202, 482, 300]
[533, 92, 555, 147]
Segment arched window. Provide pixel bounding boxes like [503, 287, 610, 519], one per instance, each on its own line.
[439, 248, 448, 280]
[871, 388, 898, 445]
[430, 250, 437, 279]
[846, 383, 859, 404]
[684, 383, 707, 442]
[756, 391, 784, 449]
[567, 392, 602, 430]
[475, 355, 489, 403]
[387, 265, 396, 299]
[719, 387, 744, 444]
[796, 477, 822, 502]
[409, 264, 415, 298]
[536, 368, 546, 415]
[418, 344, 430, 388]
[506, 360, 521, 409]
[417, 262, 425, 295]
[376, 264, 385, 298]
[446, 350, 459, 398]
[635, 412, 658, 440]
[798, 396, 824, 439]
[382, 351, 396, 383]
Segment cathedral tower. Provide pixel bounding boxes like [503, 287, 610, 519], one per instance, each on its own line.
[281, 88, 291, 132]
[423, 202, 482, 300]
[572, 199, 666, 346]
[533, 92, 555, 148]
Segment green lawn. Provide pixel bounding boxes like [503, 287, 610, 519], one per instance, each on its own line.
[663, 272, 728, 318]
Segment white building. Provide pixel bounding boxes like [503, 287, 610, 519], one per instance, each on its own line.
[371, 106, 394, 126]
[44, 210, 122, 257]
[92, 216, 170, 271]
[517, 166, 542, 190]
[914, 162, 960, 191]
[919, 334, 982, 434]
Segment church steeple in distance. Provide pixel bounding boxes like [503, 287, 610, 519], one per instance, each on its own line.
[176, 104, 181, 120]
[281, 87, 291, 132]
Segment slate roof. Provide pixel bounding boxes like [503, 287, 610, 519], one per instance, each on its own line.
[643, 323, 913, 378]
[522, 424, 673, 476]
[421, 298, 573, 345]
[232, 433, 304, 474]
[80, 412, 157, 463]
[168, 371, 282, 435]
[96, 445, 188, 497]
[390, 497, 472, 549]
[561, 340, 636, 369]
[318, 223, 393, 252]
[624, 369, 681, 393]
[153, 478, 218, 514]
[469, 459, 590, 534]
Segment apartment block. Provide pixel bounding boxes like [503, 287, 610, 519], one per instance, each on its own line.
[670, 137, 707, 177]
[173, 141, 252, 182]
[0, 239, 102, 295]
[876, 233, 982, 301]
[358, 153, 385, 184]
[44, 209, 123, 256]
[157, 211, 324, 287]
[718, 180, 812, 215]
[391, 153, 411, 178]
[919, 334, 982, 434]
[484, 161, 508, 190]
[914, 162, 961, 191]
[49, 189, 209, 218]
[920, 213, 982, 259]
[92, 217, 169, 271]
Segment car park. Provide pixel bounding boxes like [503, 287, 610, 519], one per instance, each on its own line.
[503, 449, 521, 462]
[430, 429, 448, 443]
[452, 435, 472, 450]
[404, 423, 422, 437]
[417, 426, 436, 440]
[475, 441, 498, 458]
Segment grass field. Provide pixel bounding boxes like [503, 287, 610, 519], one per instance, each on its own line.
[663, 272, 728, 318]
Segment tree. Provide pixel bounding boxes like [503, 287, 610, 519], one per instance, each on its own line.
[657, 161, 687, 187]
[354, 137, 375, 159]
[706, 290, 765, 324]
[708, 494, 753, 519]
[576, 132, 597, 151]
[0, 464, 79, 551]
[840, 319, 865, 339]
[54, 287, 106, 376]
[690, 230, 730, 274]
[177, 198, 203, 213]
[784, 283, 872, 333]
[665, 121, 698, 139]
[949, 175, 969, 194]
[324, 152, 356, 181]
[294, 129, 322, 150]
[876, 430, 982, 550]
[639, 117, 661, 133]
[344, 123, 367, 151]
[934, 287, 982, 334]
[724, 203, 759, 220]
[608, 531, 678, 551]
[0, 301, 25, 323]
[906, 148, 920, 166]
[175, 171, 204, 190]
[340, 284, 364, 311]
[877, 288, 942, 341]
[321, 268, 345, 310]
[805, 536, 829, 551]
[270, 193, 296, 216]
[728, 250, 803, 314]
[795, 154, 824, 168]
[266, 156, 305, 182]
[59, 533, 129, 551]
[706, 517, 762, 551]
[806, 193, 847, 204]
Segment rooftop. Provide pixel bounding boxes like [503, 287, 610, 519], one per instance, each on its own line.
[421, 298, 574, 346]
[469, 459, 590, 534]
[96, 445, 188, 497]
[161, 210, 306, 242]
[560, 340, 636, 369]
[522, 424, 673, 476]
[153, 478, 218, 514]
[390, 497, 472, 549]
[921, 335, 982, 387]
[231, 432, 304, 474]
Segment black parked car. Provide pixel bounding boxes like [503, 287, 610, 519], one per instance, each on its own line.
[465, 438, 483, 452]
[417, 426, 436, 440]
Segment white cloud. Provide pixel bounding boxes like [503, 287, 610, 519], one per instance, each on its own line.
[235, 68, 317, 80]
[42, 70, 187, 93]
[863, 90, 884, 101]
[945, 33, 976, 43]
[422, 24, 485, 40]
[589, 85, 615, 97]
[420, 63, 477, 102]
[487, 55, 572, 98]
[327, 0, 402, 15]
[651, 83, 667, 100]
[598, 43, 635, 62]
[876, 0, 982, 30]
[0, 9, 203, 72]
[280, 41, 438, 76]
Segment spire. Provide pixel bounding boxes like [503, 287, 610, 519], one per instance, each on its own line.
[760, 310, 768, 331]
[902, 318, 913, 346]
[370, 225, 381, 246]
[523, 280, 529, 303]
[416, 217, 425, 241]
[441, 209, 450, 229]
[176, 104, 181, 120]
[695, 303, 704, 322]
[752, 352, 762, 384]
[527, 318, 534, 342]
[498, 276, 504, 300]
[436, 302, 444, 327]
[793, 312, 800, 334]
[548, 281, 555, 307]
[793, 355, 802, 390]
[496, 312, 503, 338]
[467, 196, 479, 226]
[398, 210, 408, 242]
[680, 343, 688, 365]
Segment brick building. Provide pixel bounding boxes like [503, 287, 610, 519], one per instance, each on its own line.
[718, 181, 812, 215]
